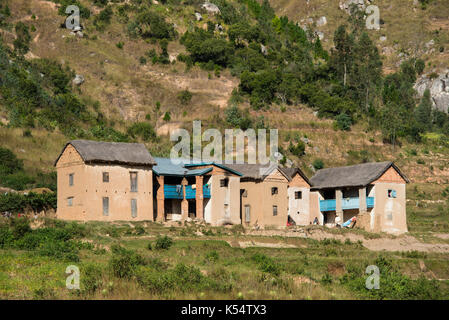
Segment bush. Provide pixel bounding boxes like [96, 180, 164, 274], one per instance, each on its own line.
[163, 111, 171, 122]
[205, 250, 219, 263]
[154, 235, 173, 250]
[312, 159, 324, 170]
[109, 245, 146, 278]
[0, 192, 56, 213]
[288, 141, 305, 157]
[10, 217, 32, 239]
[128, 10, 176, 40]
[136, 262, 232, 295]
[334, 113, 352, 131]
[38, 239, 79, 261]
[0, 147, 24, 175]
[127, 122, 156, 141]
[251, 253, 281, 276]
[178, 90, 192, 105]
[81, 263, 104, 295]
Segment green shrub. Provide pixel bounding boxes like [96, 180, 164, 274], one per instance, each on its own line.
[205, 250, 219, 263]
[312, 159, 324, 170]
[163, 111, 171, 122]
[251, 253, 281, 276]
[178, 90, 192, 105]
[288, 141, 305, 157]
[0, 147, 24, 175]
[320, 272, 333, 285]
[0, 192, 56, 213]
[334, 113, 352, 131]
[154, 235, 173, 250]
[127, 122, 156, 141]
[38, 240, 79, 262]
[81, 263, 103, 295]
[109, 244, 146, 278]
[10, 217, 32, 239]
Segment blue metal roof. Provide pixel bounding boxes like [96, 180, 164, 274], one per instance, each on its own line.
[184, 162, 243, 176]
[153, 157, 212, 177]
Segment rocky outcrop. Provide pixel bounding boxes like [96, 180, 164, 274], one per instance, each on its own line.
[339, 0, 371, 14]
[414, 70, 449, 113]
[72, 74, 85, 86]
[201, 2, 220, 14]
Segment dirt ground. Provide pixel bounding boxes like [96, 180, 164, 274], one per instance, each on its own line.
[241, 227, 449, 253]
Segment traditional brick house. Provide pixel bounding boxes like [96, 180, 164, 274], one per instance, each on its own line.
[309, 161, 409, 234]
[279, 167, 312, 225]
[54, 140, 156, 221]
[153, 158, 242, 226]
[227, 164, 291, 228]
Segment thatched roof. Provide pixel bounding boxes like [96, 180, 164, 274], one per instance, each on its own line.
[279, 167, 311, 186]
[226, 164, 290, 181]
[310, 161, 409, 190]
[55, 140, 156, 167]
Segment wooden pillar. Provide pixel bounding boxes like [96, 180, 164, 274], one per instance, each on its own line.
[359, 186, 367, 214]
[195, 176, 204, 220]
[156, 176, 165, 222]
[335, 189, 343, 223]
[181, 178, 189, 220]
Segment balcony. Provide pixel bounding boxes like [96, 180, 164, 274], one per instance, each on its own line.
[320, 197, 374, 212]
[164, 185, 211, 199]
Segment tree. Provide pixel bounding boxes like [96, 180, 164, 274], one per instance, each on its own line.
[13, 22, 31, 55]
[415, 89, 432, 131]
[351, 32, 382, 111]
[330, 25, 354, 86]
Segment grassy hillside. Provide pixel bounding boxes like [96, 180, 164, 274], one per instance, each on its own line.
[0, 0, 448, 198]
[1, 218, 449, 299]
[269, 0, 449, 73]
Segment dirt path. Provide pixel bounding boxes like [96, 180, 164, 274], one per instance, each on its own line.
[244, 227, 449, 253]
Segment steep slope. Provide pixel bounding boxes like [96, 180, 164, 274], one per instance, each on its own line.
[0, 0, 448, 198]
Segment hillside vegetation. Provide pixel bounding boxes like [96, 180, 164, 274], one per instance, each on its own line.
[0, 0, 448, 197]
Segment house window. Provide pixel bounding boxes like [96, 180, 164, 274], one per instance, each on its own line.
[69, 173, 74, 186]
[388, 189, 397, 198]
[131, 199, 137, 218]
[273, 205, 278, 216]
[244, 205, 251, 223]
[295, 191, 302, 199]
[130, 172, 138, 192]
[103, 172, 109, 183]
[67, 197, 73, 207]
[242, 189, 248, 198]
[103, 197, 109, 216]
[220, 178, 229, 187]
[271, 187, 278, 195]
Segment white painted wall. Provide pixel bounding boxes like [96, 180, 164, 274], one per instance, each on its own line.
[287, 186, 310, 225]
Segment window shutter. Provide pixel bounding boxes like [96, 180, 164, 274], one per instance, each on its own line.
[245, 205, 250, 223]
[131, 199, 137, 218]
[103, 197, 109, 216]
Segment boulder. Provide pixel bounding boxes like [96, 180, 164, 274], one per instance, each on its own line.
[414, 70, 449, 113]
[260, 44, 268, 56]
[195, 12, 202, 21]
[339, 0, 367, 14]
[316, 16, 327, 27]
[72, 74, 85, 86]
[316, 31, 324, 40]
[201, 2, 220, 14]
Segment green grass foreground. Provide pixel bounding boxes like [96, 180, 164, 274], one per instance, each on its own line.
[1, 214, 449, 300]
